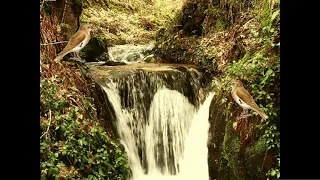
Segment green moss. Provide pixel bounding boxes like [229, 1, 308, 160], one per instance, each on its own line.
[215, 20, 225, 32]
[80, 36, 108, 61]
[221, 120, 241, 179]
[245, 136, 267, 155]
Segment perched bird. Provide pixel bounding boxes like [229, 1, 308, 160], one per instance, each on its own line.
[229, 79, 268, 120]
[54, 23, 91, 62]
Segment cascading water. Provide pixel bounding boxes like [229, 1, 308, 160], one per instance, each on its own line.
[101, 81, 214, 180]
[88, 42, 213, 179]
[107, 43, 155, 64]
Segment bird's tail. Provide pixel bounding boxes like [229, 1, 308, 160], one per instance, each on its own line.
[256, 109, 268, 119]
[54, 53, 65, 62]
[54, 49, 72, 62]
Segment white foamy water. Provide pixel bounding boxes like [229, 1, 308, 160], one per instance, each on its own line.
[108, 43, 154, 64]
[102, 82, 214, 180]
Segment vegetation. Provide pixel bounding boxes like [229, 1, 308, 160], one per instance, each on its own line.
[40, 76, 129, 179]
[81, 0, 186, 45]
[40, 0, 279, 179]
[40, 1, 129, 179]
[212, 1, 280, 178]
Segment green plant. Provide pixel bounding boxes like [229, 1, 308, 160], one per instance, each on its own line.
[215, 20, 226, 32]
[210, 0, 280, 178]
[40, 79, 129, 179]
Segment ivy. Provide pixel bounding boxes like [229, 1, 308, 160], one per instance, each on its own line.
[211, 0, 280, 179]
[40, 80, 129, 179]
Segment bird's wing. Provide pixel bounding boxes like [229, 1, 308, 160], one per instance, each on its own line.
[236, 87, 260, 110]
[58, 31, 86, 55]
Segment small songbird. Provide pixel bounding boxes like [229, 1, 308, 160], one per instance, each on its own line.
[54, 23, 91, 62]
[229, 79, 268, 120]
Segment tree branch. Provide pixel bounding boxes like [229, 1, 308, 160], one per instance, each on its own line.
[40, 41, 69, 46]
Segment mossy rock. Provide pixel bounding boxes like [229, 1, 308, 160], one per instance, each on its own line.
[207, 92, 273, 180]
[143, 55, 156, 63]
[80, 37, 109, 62]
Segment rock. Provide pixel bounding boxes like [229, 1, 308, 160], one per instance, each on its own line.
[100, 61, 127, 66]
[207, 93, 274, 180]
[143, 54, 156, 63]
[87, 63, 206, 109]
[81, 37, 109, 62]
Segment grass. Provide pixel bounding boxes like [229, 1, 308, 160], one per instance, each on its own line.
[81, 0, 186, 45]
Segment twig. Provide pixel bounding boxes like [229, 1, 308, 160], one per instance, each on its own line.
[40, 41, 69, 46]
[40, 109, 52, 139]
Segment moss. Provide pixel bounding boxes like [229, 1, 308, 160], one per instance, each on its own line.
[215, 20, 225, 32]
[245, 136, 268, 156]
[221, 120, 241, 180]
[80, 36, 108, 62]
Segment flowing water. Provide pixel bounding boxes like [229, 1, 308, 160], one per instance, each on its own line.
[102, 82, 213, 180]
[107, 43, 154, 64]
[92, 43, 213, 180]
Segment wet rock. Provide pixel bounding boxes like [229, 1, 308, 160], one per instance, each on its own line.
[81, 37, 109, 62]
[100, 61, 127, 66]
[207, 94, 274, 180]
[143, 54, 156, 63]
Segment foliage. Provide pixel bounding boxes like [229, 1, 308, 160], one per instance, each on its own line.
[40, 1, 130, 179]
[211, 0, 280, 179]
[40, 79, 129, 180]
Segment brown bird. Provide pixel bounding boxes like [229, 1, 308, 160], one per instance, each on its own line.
[54, 24, 91, 62]
[229, 79, 268, 120]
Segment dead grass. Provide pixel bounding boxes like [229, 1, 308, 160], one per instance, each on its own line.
[81, 0, 186, 45]
[200, 11, 261, 72]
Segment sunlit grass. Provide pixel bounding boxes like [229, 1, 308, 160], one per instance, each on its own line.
[81, 0, 186, 45]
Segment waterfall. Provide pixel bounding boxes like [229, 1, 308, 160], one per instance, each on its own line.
[88, 42, 213, 180]
[101, 81, 213, 180]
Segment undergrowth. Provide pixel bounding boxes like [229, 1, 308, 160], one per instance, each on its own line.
[40, 76, 129, 179]
[212, 0, 280, 179]
[40, 3, 129, 179]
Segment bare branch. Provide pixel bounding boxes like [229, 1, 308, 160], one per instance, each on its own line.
[40, 41, 69, 46]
